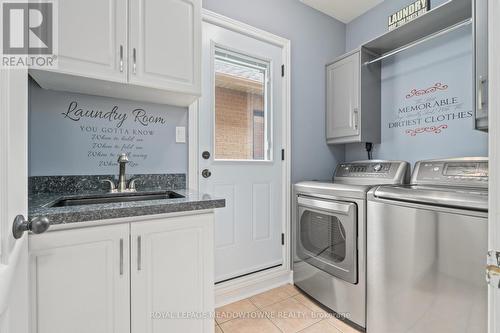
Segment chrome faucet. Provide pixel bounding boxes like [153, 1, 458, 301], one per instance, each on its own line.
[117, 153, 129, 192]
[101, 153, 138, 193]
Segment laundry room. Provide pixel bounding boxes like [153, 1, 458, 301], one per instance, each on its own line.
[0, 0, 498, 333]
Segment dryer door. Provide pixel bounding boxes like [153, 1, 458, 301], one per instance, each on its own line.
[296, 196, 358, 284]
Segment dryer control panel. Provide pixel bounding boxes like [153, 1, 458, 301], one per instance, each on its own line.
[412, 158, 488, 187]
[334, 161, 411, 185]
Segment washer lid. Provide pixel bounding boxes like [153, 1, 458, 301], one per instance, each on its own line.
[372, 185, 488, 212]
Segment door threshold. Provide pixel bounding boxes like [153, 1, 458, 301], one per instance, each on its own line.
[216, 264, 282, 285]
[215, 266, 292, 308]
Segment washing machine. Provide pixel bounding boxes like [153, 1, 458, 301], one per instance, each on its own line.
[367, 157, 488, 333]
[293, 160, 411, 329]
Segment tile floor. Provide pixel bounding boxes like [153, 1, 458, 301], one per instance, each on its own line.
[215, 284, 362, 333]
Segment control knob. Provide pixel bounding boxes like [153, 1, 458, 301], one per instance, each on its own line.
[373, 164, 383, 172]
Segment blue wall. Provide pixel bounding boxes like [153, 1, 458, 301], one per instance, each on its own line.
[203, 0, 347, 182]
[344, 0, 488, 164]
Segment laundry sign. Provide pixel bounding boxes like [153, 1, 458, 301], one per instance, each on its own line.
[59, 101, 169, 169]
[388, 0, 430, 31]
[29, 83, 188, 176]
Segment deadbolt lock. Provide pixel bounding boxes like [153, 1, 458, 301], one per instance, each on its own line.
[202, 169, 212, 178]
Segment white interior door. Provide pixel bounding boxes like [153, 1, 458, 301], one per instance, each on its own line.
[0, 68, 29, 333]
[199, 20, 284, 283]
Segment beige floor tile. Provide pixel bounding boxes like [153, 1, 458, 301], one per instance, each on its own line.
[328, 317, 361, 333]
[216, 299, 259, 324]
[249, 286, 292, 308]
[299, 320, 342, 333]
[263, 297, 322, 333]
[219, 312, 281, 333]
[293, 293, 330, 319]
[281, 283, 301, 297]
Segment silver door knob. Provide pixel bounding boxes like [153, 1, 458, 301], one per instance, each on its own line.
[202, 169, 212, 178]
[12, 215, 50, 239]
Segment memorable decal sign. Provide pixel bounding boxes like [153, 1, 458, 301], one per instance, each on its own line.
[387, 82, 472, 137]
[388, 0, 430, 31]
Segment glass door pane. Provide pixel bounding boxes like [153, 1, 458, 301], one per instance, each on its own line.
[300, 210, 347, 264]
[214, 47, 271, 161]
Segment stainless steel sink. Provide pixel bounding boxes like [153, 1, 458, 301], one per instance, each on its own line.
[48, 191, 185, 207]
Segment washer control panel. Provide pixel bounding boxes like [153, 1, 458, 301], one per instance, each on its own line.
[334, 161, 411, 185]
[413, 158, 488, 187]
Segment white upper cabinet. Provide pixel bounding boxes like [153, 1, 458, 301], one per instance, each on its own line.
[326, 51, 360, 142]
[129, 0, 201, 95]
[54, 0, 127, 82]
[29, 0, 201, 107]
[326, 49, 381, 145]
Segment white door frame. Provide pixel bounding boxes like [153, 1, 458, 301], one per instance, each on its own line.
[188, 10, 292, 306]
[488, 1, 500, 332]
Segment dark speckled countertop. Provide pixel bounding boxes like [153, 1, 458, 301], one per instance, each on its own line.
[29, 188, 225, 225]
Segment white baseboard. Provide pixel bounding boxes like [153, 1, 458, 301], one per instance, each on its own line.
[215, 268, 293, 308]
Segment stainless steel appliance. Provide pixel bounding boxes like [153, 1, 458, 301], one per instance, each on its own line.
[293, 160, 411, 328]
[367, 157, 488, 333]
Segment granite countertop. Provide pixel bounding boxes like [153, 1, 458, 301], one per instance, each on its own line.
[29, 188, 226, 225]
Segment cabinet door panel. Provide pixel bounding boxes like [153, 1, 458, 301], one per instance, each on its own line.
[129, 0, 201, 94]
[55, 0, 127, 82]
[326, 52, 360, 140]
[131, 214, 214, 333]
[29, 224, 130, 333]
[474, 0, 488, 130]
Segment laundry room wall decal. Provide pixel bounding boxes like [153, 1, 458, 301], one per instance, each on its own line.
[386, 81, 472, 137]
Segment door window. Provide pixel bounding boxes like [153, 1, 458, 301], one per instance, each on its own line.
[213, 48, 271, 161]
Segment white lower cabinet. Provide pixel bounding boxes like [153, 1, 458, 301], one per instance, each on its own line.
[29, 213, 215, 333]
[131, 213, 214, 333]
[29, 223, 130, 333]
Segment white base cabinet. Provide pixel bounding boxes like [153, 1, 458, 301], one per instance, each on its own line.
[29, 213, 215, 333]
[29, 224, 130, 333]
[131, 214, 214, 333]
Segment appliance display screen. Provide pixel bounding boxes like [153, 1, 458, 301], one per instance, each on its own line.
[349, 166, 366, 173]
[444, 163, 478, 176]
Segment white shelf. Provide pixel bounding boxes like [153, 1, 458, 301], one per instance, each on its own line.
[363, 0, 471, 55]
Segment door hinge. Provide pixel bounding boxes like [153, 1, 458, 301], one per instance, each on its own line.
[281, 233, 285, 245]
[281, 64, 285, 77]
[281, 149, 285, 161]
[486, 250, 500, 288]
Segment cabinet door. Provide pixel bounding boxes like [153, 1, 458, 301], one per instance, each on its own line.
[129, 0, 201, 95]
[474, 0, 488, 130]
[29, 224, 130, 333]
[326, 52, 360, 140]
[55, 0, 127, 82]
[131, 213, 214, 333]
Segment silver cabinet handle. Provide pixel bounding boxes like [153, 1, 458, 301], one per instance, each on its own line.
[119, 238, 124, 275]
[12, 215, 50, 239]
[353, 108, 359, 130]
[119, 45, 124, 72]
[478, 75, 487, 111]
[133, 48, 137, 74]
[137, 236, 142, 270]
